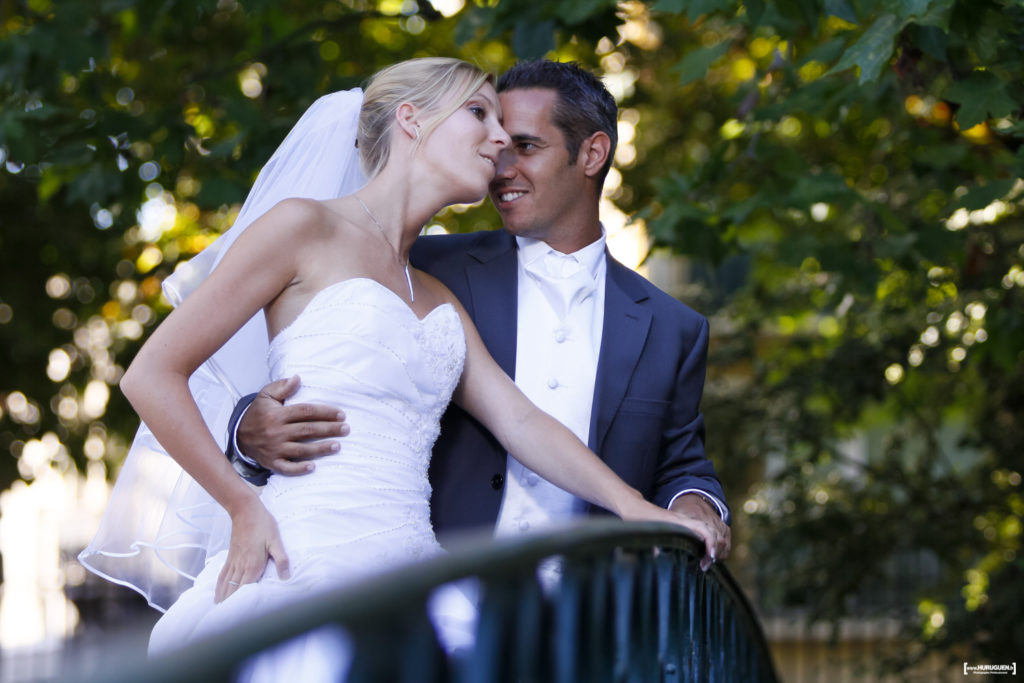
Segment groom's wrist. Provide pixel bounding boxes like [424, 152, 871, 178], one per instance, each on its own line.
[226, 393, 271, 485]
[229, 453, 271, 485]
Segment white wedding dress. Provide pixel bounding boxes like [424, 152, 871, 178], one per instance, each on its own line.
[148, 278, 467, 676]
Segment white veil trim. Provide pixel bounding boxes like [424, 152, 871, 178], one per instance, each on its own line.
[79, 89, 368, 612]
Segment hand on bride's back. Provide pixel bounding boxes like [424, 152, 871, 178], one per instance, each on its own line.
[216, 499, 290, 602]
[240, 375, 350, 475]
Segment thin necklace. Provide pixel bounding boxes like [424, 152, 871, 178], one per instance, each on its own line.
[355, 195, 414, 302]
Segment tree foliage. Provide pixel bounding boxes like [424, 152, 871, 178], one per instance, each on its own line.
[2, 0, 1022, 670]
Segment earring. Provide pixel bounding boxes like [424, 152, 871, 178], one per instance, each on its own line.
[413, 124, 421, 140]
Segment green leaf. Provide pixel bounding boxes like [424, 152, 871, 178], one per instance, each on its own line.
[945, 71, 1018, 129]
[722, 195, 769, 223]
[37, 168, 64, 202]
[653, 0, 687, 13]
[743, 0, 766, 25]
[195, 176, 245, 207]
[788, 172, 856, 207]
[776, 0, 820, 29]
[912, 142, 968, 169]
[952, 179, 1016, 211]
[687, 0, 734, 18]
[512, 19, 555, 59]
[653, 0, 733, 18]
[558, 0, 617, 25]
[454, 6, 494, 45]
[894, 0, 932, 18]
[0, 118, 32, 161]
[969, 15, 1002, 62]
[672, 41, 732, 85]
[874, 233, 917, 259]
[824, 0, 857, 23]
[828, 13, 905, 84]
[800, 35, 849, 65]
[911, 0, 954, 30]
[909, 24, 947, 60]
[778, 233, 821, 266]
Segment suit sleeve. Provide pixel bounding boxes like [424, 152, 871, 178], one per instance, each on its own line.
[651, 317, 730, 523]
[224, 392, 271, 485]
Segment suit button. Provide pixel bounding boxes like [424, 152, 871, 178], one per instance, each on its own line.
[491, 474, 504, 490]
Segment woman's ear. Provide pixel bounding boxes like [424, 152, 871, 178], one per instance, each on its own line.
[579, 131, 612, 178]
[396, 102, 421, 141]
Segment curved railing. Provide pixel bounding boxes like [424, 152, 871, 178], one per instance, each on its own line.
[72, 520, 778, 682]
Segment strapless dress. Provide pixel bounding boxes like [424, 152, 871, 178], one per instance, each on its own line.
[149, 278, 466, 658]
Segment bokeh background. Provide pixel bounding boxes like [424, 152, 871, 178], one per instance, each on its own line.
[1, 0, 1022, 679]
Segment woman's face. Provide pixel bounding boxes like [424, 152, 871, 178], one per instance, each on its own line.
[420, 81, 511, 204]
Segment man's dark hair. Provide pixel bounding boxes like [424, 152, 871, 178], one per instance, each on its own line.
[497, 60, 618, 185]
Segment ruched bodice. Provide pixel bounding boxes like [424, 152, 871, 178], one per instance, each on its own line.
[268, 278, 464, 481]
[149, 278, 466, 654]
[260, 278, 465, 569]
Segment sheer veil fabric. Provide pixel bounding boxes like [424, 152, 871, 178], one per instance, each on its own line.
[79, 89, 368, 611]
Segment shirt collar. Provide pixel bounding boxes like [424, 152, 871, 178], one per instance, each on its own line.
[515, 227, 607, 281]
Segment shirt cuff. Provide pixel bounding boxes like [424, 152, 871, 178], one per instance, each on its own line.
[667, 489, 729, 523]
[231, 402, 261, 468]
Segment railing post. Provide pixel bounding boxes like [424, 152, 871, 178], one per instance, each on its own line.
[459, 576, 533, 682]
[611, 550, 635, 682]
[709, 573, 723, 682]
[632, 550, 657, 682]
[511, 576, 545, 682]
[551, 564, 582, 683]
[582, 555, 614, 683]
[347, 608, 447, 683]
[655, 551, 681, 682]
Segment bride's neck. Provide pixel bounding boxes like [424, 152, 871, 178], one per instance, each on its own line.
[356, 174, 440, 259]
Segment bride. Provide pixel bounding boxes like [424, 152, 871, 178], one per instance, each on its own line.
[92, 57, 692, 664]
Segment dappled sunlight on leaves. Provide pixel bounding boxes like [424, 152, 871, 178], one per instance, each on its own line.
[2, 0, 1023, 667]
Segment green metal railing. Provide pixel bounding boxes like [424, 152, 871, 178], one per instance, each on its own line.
[70, 520, 778, 682]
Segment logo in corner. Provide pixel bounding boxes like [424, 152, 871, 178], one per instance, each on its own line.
[964, 662, 1017, 676]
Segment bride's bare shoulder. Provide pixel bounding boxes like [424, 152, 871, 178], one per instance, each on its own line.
[255, 197, 360, 243]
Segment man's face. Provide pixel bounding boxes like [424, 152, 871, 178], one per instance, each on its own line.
[489, 88, 588, 243]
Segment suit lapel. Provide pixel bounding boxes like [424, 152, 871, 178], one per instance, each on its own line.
[589, 253, 652, 454]
[465, 231, 519, 377]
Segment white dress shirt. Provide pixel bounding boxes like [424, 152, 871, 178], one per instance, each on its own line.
[494, 234, 608, 539]
[493, 233, 728, 541]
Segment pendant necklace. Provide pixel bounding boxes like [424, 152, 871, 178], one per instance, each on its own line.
[355, 196, 414, 302]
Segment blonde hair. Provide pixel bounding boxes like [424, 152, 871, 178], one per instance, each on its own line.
[357, 57, 492, 178]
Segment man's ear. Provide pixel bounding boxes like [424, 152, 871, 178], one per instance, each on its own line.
[395, 102, 420, 141]
[579, 131, 612, 179]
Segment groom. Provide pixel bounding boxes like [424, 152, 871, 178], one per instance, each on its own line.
[229, 60, 731, 564]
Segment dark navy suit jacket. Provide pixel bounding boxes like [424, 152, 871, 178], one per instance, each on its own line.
[409, 229, 728, 538]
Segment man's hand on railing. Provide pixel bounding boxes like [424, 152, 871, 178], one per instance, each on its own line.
[670, 493, 732, 571]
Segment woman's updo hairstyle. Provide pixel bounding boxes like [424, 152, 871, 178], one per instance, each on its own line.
[357, 57, 492, 178]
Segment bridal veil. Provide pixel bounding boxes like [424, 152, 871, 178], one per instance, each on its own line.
[79, 89, 367, 610]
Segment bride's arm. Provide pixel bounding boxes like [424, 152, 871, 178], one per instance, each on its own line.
[119, 199, 320, 600]
[449, 302, 695, 529]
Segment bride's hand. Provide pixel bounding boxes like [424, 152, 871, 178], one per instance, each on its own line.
[216, 498, 291, 603]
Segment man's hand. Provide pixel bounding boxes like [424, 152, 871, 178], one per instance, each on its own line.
[669, 493, 731, 572]
[238, 375, 349, 475]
